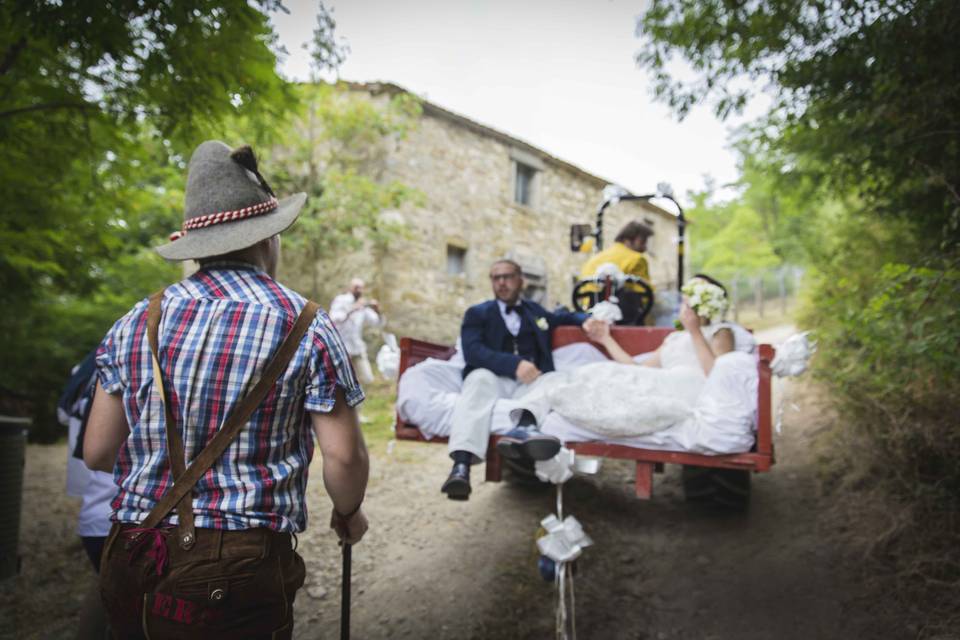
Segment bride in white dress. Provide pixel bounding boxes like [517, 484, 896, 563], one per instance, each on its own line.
[505, 275, 758, 444]
[398, 275, 760, 454]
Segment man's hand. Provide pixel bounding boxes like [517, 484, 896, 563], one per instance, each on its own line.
[516, 359, 542, 384]
[679, 303, 701, 331]
[367, 298, 380, 313]
[331, 507, 369, 545]
[582, 317, 608, 342]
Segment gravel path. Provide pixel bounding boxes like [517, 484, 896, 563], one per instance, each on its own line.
[2, 325, 906, 639]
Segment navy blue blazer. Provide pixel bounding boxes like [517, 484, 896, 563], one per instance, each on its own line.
[460, 299, 588, 380]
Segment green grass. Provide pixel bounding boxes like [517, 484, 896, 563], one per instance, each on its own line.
[357, 378, 399, 449]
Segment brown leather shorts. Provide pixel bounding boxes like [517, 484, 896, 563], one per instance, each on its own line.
[100, 522, 306, 639]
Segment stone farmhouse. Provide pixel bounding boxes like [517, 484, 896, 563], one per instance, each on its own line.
[297, 82, 682, 345]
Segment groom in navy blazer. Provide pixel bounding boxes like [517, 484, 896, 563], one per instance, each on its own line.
[442, 259, 600, 500]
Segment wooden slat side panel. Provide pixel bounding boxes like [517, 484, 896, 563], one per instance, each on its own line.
[567, 442, 773, 471]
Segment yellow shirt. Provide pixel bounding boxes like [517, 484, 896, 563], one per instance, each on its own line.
[580, 241, 652, 288]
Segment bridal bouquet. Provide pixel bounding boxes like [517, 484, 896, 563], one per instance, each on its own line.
[681, 278, 728, 322]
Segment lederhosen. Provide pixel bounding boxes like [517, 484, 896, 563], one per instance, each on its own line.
[99, 291, 318, 640]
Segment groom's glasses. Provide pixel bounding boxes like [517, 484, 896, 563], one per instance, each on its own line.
[490, 273, 520, 282]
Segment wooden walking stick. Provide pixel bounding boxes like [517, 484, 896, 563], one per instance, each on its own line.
[341, 542, 352, 640]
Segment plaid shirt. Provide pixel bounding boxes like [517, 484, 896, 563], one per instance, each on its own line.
[96, 263, 364, 532]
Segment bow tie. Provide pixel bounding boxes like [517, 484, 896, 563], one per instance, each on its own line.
[505, 304, 521, 314]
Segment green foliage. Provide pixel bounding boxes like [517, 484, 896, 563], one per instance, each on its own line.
[309, 3, 349, 77]
[700, 206, 781, 275]
[798, 216, 960, 632]
[685, 149, 799, 280]
[259, 83, 425, 299]
[801, 216, 960, 448]
[0, 1, 297, 438]
[638, 0, 960, 250]
[639, 3, 960, 625]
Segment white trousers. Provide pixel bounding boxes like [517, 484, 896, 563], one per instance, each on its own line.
[448, 369, 558, 463]
[498, 371, 571, 433]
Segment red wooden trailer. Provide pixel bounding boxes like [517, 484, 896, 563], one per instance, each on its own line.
[395, 325, 777, 508]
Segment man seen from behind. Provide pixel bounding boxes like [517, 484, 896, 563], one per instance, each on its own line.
[84, 140, 369, 639]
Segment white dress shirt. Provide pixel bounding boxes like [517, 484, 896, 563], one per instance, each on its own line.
[497, 299, 522, 336]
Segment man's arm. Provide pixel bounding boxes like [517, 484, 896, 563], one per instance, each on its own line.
[544, 306, 589, 328]
[83, 381, 129, 473]
[311, 387, 369, 544]
[328, 294, 355, 324]
[362, 305, 383, 328]
[461, 305, 521, 378]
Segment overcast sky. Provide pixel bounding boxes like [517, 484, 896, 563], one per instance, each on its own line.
[270, 0, 765, 207]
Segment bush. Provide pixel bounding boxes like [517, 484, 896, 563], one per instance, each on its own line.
[800, 213, 960, 635]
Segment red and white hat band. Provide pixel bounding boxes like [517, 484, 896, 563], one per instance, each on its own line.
[169, 197, 279, 241]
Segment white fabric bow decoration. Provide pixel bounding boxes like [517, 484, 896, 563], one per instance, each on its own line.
[771, 331, 816, 377]
[538, 515, 593, 563]
[376, 332, 400, 379]
[587, 300, 622, 323]
[535, 447, 600, 640]
[535, 447, 601, 485]
[592, 262, 626, 288]
[602, 184, 630, 206]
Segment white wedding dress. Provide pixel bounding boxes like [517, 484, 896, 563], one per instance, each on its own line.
[397, 323, 760, 455]
[506, 322, 756, 439]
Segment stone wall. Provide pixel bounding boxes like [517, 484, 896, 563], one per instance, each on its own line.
[284, 85, 684, 348]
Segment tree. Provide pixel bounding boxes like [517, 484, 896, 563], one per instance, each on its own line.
[637, 0, 960, 252]
[0, 1, 291, 307]
[266, 83, 423, 301]
[638, 4, 960, 630]
[0, 1, 307, 438]
[247, 9, 424, 303]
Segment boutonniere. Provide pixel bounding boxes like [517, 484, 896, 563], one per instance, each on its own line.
[536, 317, 549, 331]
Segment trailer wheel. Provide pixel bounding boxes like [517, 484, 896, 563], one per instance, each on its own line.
[681, 466, 751, 511]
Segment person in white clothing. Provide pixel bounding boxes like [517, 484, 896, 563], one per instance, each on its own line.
[58, 350, 115, 639]
[330, 278, 383, 384]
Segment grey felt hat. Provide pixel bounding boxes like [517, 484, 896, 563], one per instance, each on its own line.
[155, 140, 307, 261]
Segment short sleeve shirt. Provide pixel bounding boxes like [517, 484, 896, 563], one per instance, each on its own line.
[95, 263, 364, 532]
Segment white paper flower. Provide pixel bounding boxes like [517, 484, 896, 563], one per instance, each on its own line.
[376, 333, 400, 379]
[536, 317, 549, 331]
[593, 262, 626, 287]
[772, 332, 816, 377]
[602, 184, 629, 206]
[588, 300, 622, 323]
[537, 515, 593, 563]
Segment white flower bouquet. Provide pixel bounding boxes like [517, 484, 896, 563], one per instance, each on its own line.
[680, 277, 728, 324]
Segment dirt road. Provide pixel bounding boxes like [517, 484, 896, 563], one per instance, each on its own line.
[3, 326, 905, 639]
[290, 325, 899, 639]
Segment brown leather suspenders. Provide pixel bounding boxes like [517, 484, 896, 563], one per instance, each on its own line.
[141, 290, 319, 547]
